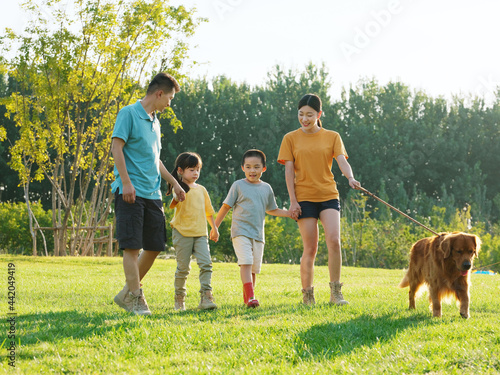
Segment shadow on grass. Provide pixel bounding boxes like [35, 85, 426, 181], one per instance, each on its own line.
[295, 312, 433, 361]
[18, 303, 288, 346]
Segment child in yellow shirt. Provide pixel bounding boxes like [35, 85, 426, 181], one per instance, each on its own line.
[167, 152, 219, 311]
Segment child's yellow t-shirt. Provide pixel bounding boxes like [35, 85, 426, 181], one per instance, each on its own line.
[169, 185, 215, 237]
[278, 128, 348, 202]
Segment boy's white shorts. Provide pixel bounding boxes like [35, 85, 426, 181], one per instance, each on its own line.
[232, 236, 264, 274]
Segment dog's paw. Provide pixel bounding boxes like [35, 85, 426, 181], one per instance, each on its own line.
[460, 312, 469, 319]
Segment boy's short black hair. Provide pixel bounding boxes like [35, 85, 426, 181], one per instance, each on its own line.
[241, 149, 266, 167]
[147, 72, 180, 95]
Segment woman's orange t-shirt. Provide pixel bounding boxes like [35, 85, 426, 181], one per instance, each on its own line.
[278, 128, 348, 202]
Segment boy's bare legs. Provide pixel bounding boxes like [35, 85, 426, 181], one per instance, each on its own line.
[241, 265, 259, 307]
[240, 265, 253, 284]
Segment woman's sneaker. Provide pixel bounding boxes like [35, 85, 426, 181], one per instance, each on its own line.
[302, 287, 315, 305]
[329, 281, 349, 305]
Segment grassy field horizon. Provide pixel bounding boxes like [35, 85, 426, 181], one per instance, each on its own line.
[1, 255, 499, 374]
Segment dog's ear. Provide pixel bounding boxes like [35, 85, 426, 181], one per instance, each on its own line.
[440, 237, 452, 258]
[472, 235, 482, 257]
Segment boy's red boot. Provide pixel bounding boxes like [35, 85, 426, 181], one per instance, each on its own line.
[243, 282, 259, 308]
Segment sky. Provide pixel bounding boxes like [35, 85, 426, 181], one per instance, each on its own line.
[2, 0, 500, 104]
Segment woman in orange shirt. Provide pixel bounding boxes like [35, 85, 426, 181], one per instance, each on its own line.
[278, 94, 361, 305]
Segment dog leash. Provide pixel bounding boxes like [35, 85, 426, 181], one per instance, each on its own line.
[358, 187, 440, 237]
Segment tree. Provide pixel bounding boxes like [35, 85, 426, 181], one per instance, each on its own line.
[0, 0, 202, 255]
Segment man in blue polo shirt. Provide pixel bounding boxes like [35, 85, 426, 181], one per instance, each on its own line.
[112, 72, 185, 315]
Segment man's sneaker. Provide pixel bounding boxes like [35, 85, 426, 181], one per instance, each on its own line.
[302, 287, 315, 305]
[198, 290, 217, 310]
[130, 288, 152, 315]
[247, 298, 259, 308]
[174, 295, 186, 311]
[329, 281, 349, 305]
[114, 285, 132, 312]
[114, 283, 144, 312]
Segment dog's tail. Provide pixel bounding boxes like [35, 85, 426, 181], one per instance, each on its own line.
[398, 271, 409, 288]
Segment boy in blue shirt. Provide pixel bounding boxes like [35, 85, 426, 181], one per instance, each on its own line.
[112, 73, 185, 315]
[215, 149, 292, 307]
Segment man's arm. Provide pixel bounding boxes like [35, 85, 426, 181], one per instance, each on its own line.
[111, 137, 136, 204]
[160, 161, 186, 201]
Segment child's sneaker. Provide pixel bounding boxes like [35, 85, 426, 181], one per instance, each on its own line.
[174, 295, 186, 311]
[130, 289, 152, 315]
[329, 281, 349, 305]
[247, 298, 259, 308]
[198, 290, 217, 310]
[302, 287, 315, 305]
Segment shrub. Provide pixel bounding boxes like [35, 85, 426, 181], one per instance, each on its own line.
[0, 201, 53, 255]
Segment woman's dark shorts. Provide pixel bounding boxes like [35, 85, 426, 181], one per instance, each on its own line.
[298, 199, 340, 220]
[114, 192, 167, 252]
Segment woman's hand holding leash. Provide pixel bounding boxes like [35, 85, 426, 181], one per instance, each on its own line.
[348, 177, 361, 190]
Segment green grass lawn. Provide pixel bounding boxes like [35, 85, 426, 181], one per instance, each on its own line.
[1, 255, 499, 374]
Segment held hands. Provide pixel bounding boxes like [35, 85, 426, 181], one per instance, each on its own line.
[289, 201, 301, 221]
[173, 183, 186, 202]
[209, 227, 219, 242]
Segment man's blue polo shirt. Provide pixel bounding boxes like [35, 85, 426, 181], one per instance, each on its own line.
[111, 100, 162, 200]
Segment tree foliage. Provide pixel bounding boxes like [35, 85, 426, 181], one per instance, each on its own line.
[1, 30, 499, 267]
[0, 0, 202, 255]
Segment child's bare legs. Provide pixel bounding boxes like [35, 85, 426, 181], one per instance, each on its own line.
[240, 265, 259, 307]
[240, 265, 253, 284]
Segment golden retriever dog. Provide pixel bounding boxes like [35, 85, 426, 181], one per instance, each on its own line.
[399, 232, 481, 318]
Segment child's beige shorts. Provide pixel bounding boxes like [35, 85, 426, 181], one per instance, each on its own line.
[232, 236, 264, 274]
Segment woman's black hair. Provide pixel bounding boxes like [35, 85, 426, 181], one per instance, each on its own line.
[298, 94, 322, 128]
[166, 152, 202, 195]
